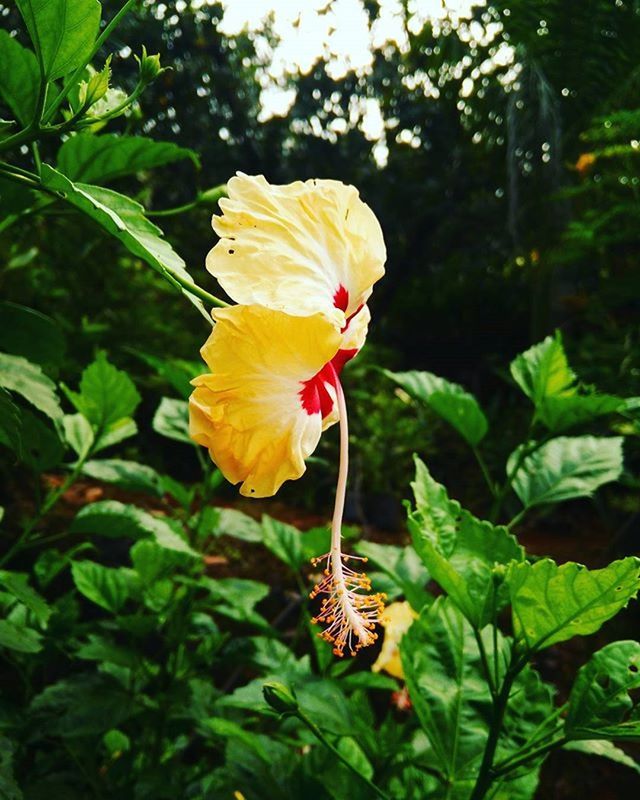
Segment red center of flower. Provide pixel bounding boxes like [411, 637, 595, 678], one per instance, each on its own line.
[299, 349, 358, 417]
[299, 284, 359, 417]
[333, 284, 349, 312]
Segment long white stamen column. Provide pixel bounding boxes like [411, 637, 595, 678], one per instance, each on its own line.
[310, 379, 385, 657]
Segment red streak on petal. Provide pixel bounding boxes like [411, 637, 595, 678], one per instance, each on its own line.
[333, 284, 349, 312]
[299, 349, 359, 418]
[331, 347, 358, 374]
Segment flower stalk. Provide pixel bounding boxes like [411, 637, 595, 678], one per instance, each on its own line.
[310, 379, 385, 656]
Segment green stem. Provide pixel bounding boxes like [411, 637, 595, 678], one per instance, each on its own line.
[160, 267, 228, 308]
[0, 163, 41, 189]
[489, 430, 552, 523]
[31, 142, 42, 175]
[42, 0, 139, 124]
[76, 83, 145, 128]
[506, 507, 528, 530]
[474, 629, 497, 698]
[492, 736, 567, 778]
[472, 446, 497, 498]
[146, 199, 199, 217]
[468, 659, 523, 800]
[297, 710, 391, 800]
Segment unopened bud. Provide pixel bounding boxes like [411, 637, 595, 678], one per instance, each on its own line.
[136, 46, 166, 86]
[262, 681, 298, 715]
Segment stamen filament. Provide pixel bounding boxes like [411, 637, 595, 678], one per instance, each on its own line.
[310, 378, 385, 656]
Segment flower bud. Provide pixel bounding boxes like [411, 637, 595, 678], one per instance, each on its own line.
[262, 681, 298, 715]
[136, 46, 166, 86]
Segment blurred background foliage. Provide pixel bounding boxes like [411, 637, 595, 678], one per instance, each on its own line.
[2, 0, 640, 511]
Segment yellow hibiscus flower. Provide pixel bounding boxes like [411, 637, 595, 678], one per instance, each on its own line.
[206, 173, 386, 326]
[189, 174, 387, 656]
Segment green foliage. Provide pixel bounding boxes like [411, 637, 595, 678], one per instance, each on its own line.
[0, 31, 39, 126]
[355, 540, 430, 611]
[56, 133, 199, 184]
[385, 369, 488, 446]
[40, 166, 209, 319]
[510, 333, 624, 432]
[63, 350, 140, 431]
[80, 459, 164, 496]
[510, 332, 576, 404]
[0, 301, 66, 368]
[509, 436, 624, 509]
[153, 396, 191, 443]
[70, 499, 198, 556]
[565, 641, 640, 740]
[0, 351, 62, 421]
[16, 0, 100, 80]
[0, 2, 639, 798]
[71, 560, 138, 613]
[507, 558, 640, 651]
[409, 458, 523, 628]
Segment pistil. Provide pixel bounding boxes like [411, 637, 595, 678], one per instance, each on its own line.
[310, 379, 385, 656]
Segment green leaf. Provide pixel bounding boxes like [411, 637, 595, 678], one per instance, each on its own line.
[64, 351, 140, 432]
[261, 515, 303, 570]
[0, 570, 51, 625]
[76, 634, 138, 669]
[17, 0, 101, 80]
[0, 389, 21, 456]
[401, 598, 487, 786]
[510, 332, 576, 405]
[15, 408, 64, 471]
[130, 539, 189, 585]
[40, 166, 208, 318]
[62, 413, 94, 459]
[409, 457, 524, 627]
[201, 577, 269, 629]
[355, 540, 431, 611]
[401, 597, 553, 792]
[71, 499, 199, 556]
[93, 417, 137, 453]
[564, 740, 640, 773]
[510, 436, 624, 509]
[538, 393, 623, 432]
[57, 133, 200, 184]
[131, 350, 201, 399]
[0, 736, 22, 800]
[152, 397, 191, 443]
[385, 369, 488, 445]
[29, 673, 133, 737]
[0, 31, 39, 126]
[509, 333, 623, 432]
[336, 737, 374, 781]
[203, 507, 262, 542]
[81, 459, 163, 496]
[0, 352, 62, 421]
[565, 641, 640, 741]
[507, 558, 640, 652]
[0, 301, 66, 367]
[78, 58, 111, 110]
[71, 560, 139, 613]
[0, 619, 42, 653]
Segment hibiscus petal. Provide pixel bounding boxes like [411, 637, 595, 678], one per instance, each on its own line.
[206, 174, 386, 322]
[189, 305, 342, 497]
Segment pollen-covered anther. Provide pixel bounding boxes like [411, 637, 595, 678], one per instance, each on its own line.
[309, 551, 385, 657]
